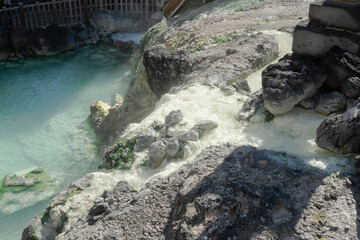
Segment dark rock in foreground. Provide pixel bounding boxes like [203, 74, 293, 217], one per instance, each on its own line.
[321, 46, 360, 89]
[56, 145, 359, 240]
[316, 104, 360, 154]
[262, 54, 327, 116]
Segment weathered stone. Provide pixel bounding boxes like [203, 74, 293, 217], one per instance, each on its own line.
[143, 47, 193, 97]
[176, 130, 199, 142]
[316, 105, 360, 154]
[316, 91, 346, 115]
[90, 101, 110, 130]
[165, 110, 184, 127]
[4, 175, 34, 187]
[166, 138, 181, 158]
[234, 79, 251, 93]
[309, 1, 360, 32]
[78, 30, 90, 41]
[134, 128, 157, 152]
[262, 54, 327, 116]
[221, 85, 236, 96]
[321, 46, 360, 89]
[193, 120, 218, 131]
[297, 93, 320, 109]
[149, 141, 166, 168]
[236, 90, 264, 121]
[293, 20, 360, 59]
[341, 77, 360, 99]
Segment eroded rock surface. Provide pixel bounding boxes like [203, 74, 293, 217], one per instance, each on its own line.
[316, 105, 360, 154]
[55, 145, 360, 240]
[262, 54, 327, 116]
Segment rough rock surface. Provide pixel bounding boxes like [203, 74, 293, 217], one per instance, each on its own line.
[316, 91, 346, 115]
[149, 141, 167, 168]
[143, 47, 193, 97]
[90, 101, 110, 132]
[56, 145, 360, 240]
[321, 46, 360, 89]
[165, 110, 184, 127]
[262, 54, 327, 116]
[341, 77, 360, 99]
[316, 105, 360, 154]
[236, 90, 264, 121]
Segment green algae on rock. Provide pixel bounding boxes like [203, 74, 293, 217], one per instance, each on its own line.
[0, 168, 58, 215]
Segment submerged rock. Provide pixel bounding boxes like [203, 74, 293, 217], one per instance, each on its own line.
[176, 130, 199, 142]
[262, 54, 327, 116]
[316, 105, 360, 154]
[193, 120, 218, 131]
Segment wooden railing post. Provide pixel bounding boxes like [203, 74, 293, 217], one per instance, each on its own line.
[36, 2, 41, 26]
[2, 7, 9, 29]
[145, 0, 149, 21]
[52, 0, 57, 24]
[83, 0, 88, 22]
[19, 3, 26, 27]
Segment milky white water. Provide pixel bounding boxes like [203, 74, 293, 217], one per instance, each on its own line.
[0, 41, 132, 240]
[1, 31, 355, 239]
[54, 32, 356, 236]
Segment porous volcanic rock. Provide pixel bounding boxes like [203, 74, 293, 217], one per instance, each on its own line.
[321, 46, 360, 89]
[262, 54, 327, 116]
[316, 105, 360, 154]
[53, 145, 359, 240]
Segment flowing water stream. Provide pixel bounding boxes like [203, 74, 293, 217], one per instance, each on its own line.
[0, 31, 355, 240]
[0, 41, 132, 240]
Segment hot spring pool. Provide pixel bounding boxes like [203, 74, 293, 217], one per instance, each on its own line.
[0, 41, 131, 240]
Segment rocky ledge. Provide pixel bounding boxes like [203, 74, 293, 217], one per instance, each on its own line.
[30, 145, 360, 240]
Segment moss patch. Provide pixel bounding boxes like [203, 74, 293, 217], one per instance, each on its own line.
[101, 137, 137, 170]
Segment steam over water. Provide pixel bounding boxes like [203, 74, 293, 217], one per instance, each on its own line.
[0, 42, 131, 240]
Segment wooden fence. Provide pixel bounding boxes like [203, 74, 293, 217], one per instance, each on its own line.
[0, 0, 166, 30]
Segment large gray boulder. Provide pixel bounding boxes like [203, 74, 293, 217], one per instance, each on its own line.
[165, 110, 184, 127]
[143, 47, 193, 97]
[316, 104, 360, 154]
[134, 128, 157, 152]
[321, 46, 360, 89]
[262, 54, 327, 116]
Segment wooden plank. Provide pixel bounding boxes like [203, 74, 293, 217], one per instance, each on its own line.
[36, 2, 41, 26]
[63, 1, 68, 25]
[83, 0, 88, 22]
[52, 0, 57, 24]
[73, 0, 78, 23]
[41, 3, 46, 25]
[2, 7, 8, 29]
[78, 0, 83, 23]
[68, 0, 73, 24]
[25, 6, 31, 29]
[8, 8, 14, 28]
[57, 1, 63, 25]
[0, 11, 3, 27]
[18, 3, 26, 27]
[47, 2, 51, 24]
[14, 7, 19, 26]
[31, 4, 37, 29]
